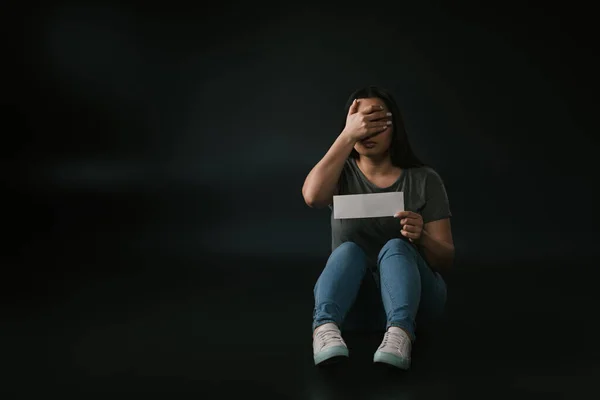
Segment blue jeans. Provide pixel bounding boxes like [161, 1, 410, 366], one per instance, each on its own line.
[312, 239, 447, 341]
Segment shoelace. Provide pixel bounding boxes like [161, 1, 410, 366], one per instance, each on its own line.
[379, 331, 407, 353]
[315, 329, 344, 350]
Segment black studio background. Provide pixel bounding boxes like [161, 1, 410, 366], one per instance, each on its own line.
[4, 1, 599, 397]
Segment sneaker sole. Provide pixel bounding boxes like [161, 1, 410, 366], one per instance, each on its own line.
[314, 346, 349, 366]
[373, 350, 410, 370]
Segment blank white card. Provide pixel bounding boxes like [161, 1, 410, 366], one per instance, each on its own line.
[333, 192, 404, 219]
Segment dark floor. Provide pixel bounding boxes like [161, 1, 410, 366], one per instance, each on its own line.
[2, 250, 600, 397]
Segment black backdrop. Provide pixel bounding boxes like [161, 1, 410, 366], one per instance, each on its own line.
[5, 1, 599, 396]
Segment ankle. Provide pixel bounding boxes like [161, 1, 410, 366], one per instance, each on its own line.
[313, 322, 338, 337]
[388, 326, 412, 341]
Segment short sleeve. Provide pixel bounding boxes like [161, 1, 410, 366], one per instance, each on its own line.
[421, 169, 452, 224]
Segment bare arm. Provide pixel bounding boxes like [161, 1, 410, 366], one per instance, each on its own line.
[302, 133, 356, 208]
[418, 218, 455, 272]
[302, 100, 392, 209]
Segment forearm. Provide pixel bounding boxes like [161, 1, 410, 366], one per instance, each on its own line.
[416, 230, 455, 272]
[302, 132, 356, 208]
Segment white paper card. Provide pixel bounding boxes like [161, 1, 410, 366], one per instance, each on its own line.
[333, 192, 404, 219]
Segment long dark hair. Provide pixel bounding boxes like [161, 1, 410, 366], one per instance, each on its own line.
[341, 86, 425, 168]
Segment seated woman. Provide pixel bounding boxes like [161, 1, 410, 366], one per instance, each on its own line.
[302, 86, 455, 370]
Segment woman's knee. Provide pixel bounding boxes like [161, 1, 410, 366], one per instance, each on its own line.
[325, 241, 369, 273]
[378, 238, 417, 264]
[381, 238, 413, 254]
[331, 241, 368, 260]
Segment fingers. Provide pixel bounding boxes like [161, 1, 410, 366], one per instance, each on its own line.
[361, 104, 385, 115]
[364, 110, 392, 121]
[401, 224, 421, 233]
[365, 121, 392, 136]
[351, 104, 391, 139]
[401, 229, 420, 240]
[396, 211, 423, 241]
[400, 217, 420, 226]
[348, 99, 360, 115]
[394, 211, 413, 219]
[364, 116, 392, 132]
[394, 211, 423, 240]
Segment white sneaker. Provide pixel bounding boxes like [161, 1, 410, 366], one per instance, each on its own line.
[312, 323, 349, 365]
[373, 327, 412, 369]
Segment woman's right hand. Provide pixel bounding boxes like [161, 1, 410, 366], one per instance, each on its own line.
[341, 99, 392, 142]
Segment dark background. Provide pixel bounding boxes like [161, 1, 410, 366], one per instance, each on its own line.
[4, 1, 599, 397]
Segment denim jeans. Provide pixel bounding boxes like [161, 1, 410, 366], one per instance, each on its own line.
[312, 238, 447, 341]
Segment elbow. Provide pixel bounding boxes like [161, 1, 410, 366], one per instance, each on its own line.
[302, 180, 333, 209]
[304, 196, 315, 208]
[305, 199, 317, 208]
[303, 194, 322, 209]
[302, 190, 327, 209]
[441, 247, 455, 270]
[439, 246, 455, 268]
[302, 187, 316, 208]
[425, 246, 455, 272]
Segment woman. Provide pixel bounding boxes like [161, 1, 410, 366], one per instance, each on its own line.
[302, 86, 454, 370]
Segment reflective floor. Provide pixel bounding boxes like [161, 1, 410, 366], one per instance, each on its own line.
[3, 252, 599, 397]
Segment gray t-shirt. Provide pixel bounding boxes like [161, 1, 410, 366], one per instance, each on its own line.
[330, 158, 452, 268]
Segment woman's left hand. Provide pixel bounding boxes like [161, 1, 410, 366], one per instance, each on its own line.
[394, 211, 424, 243]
